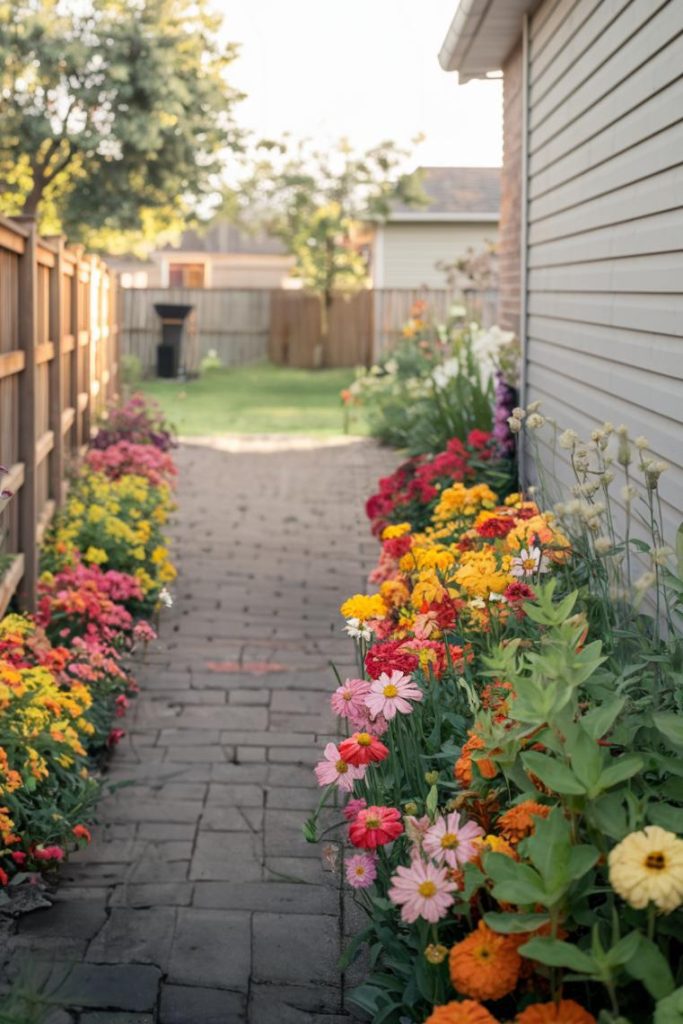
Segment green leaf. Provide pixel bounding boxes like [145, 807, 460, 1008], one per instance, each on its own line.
[339, 926, 373, 971]
[648, 802, 683, 832]
[582, 698, 626, 741]
[484, 852, 547, 906]
[653, 713, 683, 750]
[518, 937, 596, 974]
[521, 751, 587, 795]
[569, 726, 605, 790]
[425, 784, 438, 820]
[654, 985, 683, 1024]
[604, 930, 642, 968]
[626, 935, 675, 1000]
[483, 911, 550, 934]
[595, 754, 644, 793]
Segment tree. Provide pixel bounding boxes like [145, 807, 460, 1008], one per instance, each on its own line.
[0, 0, 242, 251]
[229, 136, 427, 364]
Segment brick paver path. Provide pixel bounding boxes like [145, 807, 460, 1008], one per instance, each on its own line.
[9, 435, 396, 1024]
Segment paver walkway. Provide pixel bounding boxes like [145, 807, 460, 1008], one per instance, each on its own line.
[8, 435, 396, 1024]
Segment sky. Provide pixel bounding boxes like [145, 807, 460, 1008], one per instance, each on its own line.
[216, 0, 503, 171]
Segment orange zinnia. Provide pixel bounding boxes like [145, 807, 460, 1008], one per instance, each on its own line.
[449, 921, 521, 1001]
[454, 733, 497, 788]
[425, 1000, 499, 1024]
[497, 801, 551, 844]
[516, 1000, 596, 1023]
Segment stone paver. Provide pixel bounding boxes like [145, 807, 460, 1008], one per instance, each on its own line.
[5, 435, 395, 1022]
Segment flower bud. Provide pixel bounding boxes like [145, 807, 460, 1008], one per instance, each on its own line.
[424, 771, 439, 785]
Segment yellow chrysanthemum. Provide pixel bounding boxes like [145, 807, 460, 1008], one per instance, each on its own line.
[382, 522, 412, 540]
[340, 593, 387, 622]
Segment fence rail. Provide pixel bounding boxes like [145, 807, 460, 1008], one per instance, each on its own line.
[121, 286, 498, 372]
[0, 216, 118, 614]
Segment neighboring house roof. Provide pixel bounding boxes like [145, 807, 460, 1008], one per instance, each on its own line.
[390, 166, 500, 222]
[438, 0, 539, 82]
[161, 221, 286, 256]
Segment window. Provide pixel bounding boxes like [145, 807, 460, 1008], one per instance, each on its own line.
[168, 262, 205, 288]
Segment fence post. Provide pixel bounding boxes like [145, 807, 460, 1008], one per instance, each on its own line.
[82, 255, 94, 441]
[70, 246, 83, 449]
[17, 219, 38, 611]
[48, 236, 65, 507]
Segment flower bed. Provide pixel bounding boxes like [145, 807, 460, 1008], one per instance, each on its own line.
[307, 413, 682, 1023]
[0, 396, 176, 891]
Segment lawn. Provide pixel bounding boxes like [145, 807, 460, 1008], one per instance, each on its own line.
[138, 362, 367, 436]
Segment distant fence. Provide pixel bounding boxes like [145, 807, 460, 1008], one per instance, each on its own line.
[0, 216, 118, 614]
[121, 285, 498, 372]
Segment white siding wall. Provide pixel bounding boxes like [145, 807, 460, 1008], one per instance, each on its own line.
[381, 221, 498, 288]
[524, 0, 683, 543]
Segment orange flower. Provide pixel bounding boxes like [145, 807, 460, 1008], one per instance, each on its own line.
[72, 824, 92, 843]
[498, 801, 551, 844]
[455, 733, 497, 788]
[425, 1000, 499, 1024]
[516, 1000, 596, 1023]
[474, 834, 517, 862]
[449, 921, 521, 1001]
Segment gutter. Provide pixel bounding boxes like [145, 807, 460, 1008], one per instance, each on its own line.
[387, 211, 499, 224]
[438, 0, 494, 78]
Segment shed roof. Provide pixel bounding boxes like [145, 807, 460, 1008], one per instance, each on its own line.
[391, 166, 500, 221]
[438, 0, 538, 83]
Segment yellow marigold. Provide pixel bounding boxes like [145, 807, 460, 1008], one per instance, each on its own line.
[506, 514, 571, 563]
[516, 1001, 596, 1024]
[475, 834, 517, 859]
[608, 826, 683, 913]
[340, 593, 387, 622]
[380, 578, 410, 609]
[425, 1000, 499, 1024]
[382, 522, 412, 540]
[452, 550, 509, 599]
[498, 801, 551, 845]
[435, 483, 498, 522]
[412, 574, 447, 608]
[449, 921, 521, 1001]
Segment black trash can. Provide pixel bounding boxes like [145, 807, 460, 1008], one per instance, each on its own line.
[153, 303, 193, 378]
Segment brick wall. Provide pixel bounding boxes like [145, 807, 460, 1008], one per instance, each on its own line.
[498, 39, 523, 334]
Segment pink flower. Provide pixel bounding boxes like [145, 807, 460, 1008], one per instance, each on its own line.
[388, 857, 457, 923]
[405, 814, 432, 846]
[330, 678, 371, 719]
[349, 806, 403, 849]
[365, 670, 423, 720]
[107, 728, 125, 748]
[345, 853, 378, 889]
[348, 703, 390, 737]
[343, 797, 367, 822]
[423, 811, 484, 868]
[114, 694, 130, 718]
[33, 845, 65, 863]
[314, 742, 366, 792]
[511, 546, 549, 578]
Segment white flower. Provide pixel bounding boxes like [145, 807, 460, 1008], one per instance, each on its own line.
[159, 587, 174, 608]
[508, 417, 522, 434]
[432, 358, 460, 390]
[384, 358, 398, 375]
[488, 592, 508, 603]
[343, 617, 373, 641]
[526, 413, 545, 430]
[511, 546, 549, 578]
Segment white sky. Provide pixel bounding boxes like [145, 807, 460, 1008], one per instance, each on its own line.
[215, 0, 502, 170]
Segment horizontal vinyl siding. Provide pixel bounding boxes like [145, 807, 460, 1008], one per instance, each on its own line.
[525, 0, 683, 548]
[381, 222, 498, 289]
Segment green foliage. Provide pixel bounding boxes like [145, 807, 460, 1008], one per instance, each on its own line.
[0, 0, 242, 251]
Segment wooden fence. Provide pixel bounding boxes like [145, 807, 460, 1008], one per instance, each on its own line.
[0, 216, 118, 614]
[121, 286, 497, 372]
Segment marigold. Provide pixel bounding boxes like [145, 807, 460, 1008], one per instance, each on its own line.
[455, 733, 498, 788]
[498, 801, 551, 844]
[448, 921, 521, 1001]
[516, 1000, 596, 1024]
[425, 1000, 499, 1024]
[340, 593, 387, 622]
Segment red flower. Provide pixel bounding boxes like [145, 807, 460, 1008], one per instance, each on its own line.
[349, 805, 403, 849]
[338, 732, 389, 766]
[0, 867, 8, 886]
[73, 825, 92, 843]
[107, 728, 126, 748]
[10, 851, 27, 865]
[33, 845, 64, 862]
[504, 582, 536, 604]
[365, 640, 419, 680]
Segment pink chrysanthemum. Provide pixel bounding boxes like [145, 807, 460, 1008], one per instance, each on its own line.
[388, 857, 457, 923]
[330, 678, 371, 719]
[314, 742, 366, 792]
[423, 811, 484, 868]
[364, 670, 423, 720]
[345, 853, 378, 889]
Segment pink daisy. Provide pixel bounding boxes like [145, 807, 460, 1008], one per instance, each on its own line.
[314, 743, 366, 792]
[422, 811, 484, 868]
[365, 670, 423, 721]
[388, 857, 457, 923]
[330, 678, 371, 719]
[345, 853, 378, 889]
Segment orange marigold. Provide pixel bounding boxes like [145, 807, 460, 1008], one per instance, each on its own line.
[449, 920, 521, 1001]
[425, 1000, 499, 1024]
[516, 1000, 596, 1024]
[454, 733, 497, 788]
[498, 801, 551, 844]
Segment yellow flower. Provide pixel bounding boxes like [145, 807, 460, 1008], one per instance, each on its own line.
[340, 593, 387, 622]
[608, 826, 683, 913]
[382, 522, 412, 540]
[131, 546, 146, 561]
[84, 546, 108, 565]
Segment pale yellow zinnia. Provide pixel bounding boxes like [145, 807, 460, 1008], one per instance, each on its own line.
[608, 825, 683, 913]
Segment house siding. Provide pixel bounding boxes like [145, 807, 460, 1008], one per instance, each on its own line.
[380, 221, 498, 289]
[499, 39, 523, 334]
[522, 0, 683, 541]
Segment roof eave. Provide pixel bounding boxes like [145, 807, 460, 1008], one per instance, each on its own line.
[387, 211, 499, 223]
[438, 0, 536, 83]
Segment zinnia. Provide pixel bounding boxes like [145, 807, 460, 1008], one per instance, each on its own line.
[314, 743, 366, 792]
[330, 678, 371, 719]
[497, 801, 551, 844]
[516, 1000, 596, 1023]
[388, 857, 456, 923]
[345, 853, 378, 889]
[365, 670, 423, 720]
[449, 921, 521, 1001]
[349, 805, 403, 849]
[423, 811, 484, 868]
[608, 825, 683, 913]
[338, 732, 389, 766]
[425, 1001, 499, 1024]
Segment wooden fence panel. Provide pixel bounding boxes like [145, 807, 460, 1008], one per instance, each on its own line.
[0, 216, 118, 614]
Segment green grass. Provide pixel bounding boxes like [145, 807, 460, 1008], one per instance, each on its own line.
[138, 362, 367, 436]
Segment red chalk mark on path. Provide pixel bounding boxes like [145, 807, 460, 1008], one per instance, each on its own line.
[205, 660, 288, 674]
